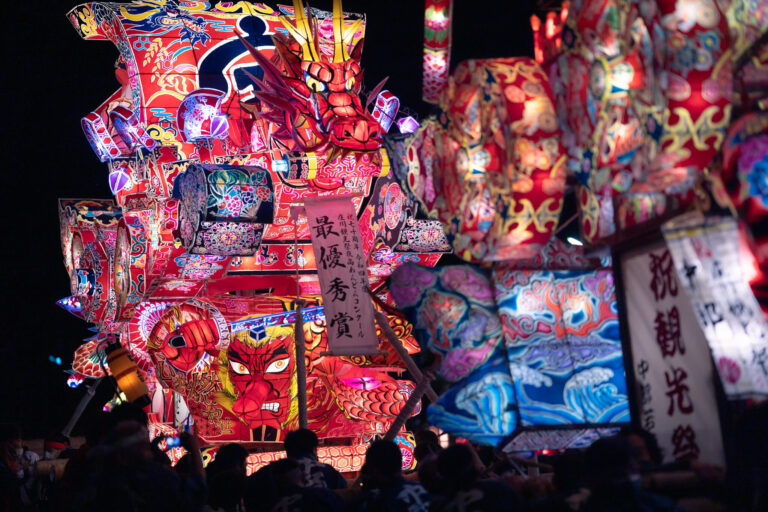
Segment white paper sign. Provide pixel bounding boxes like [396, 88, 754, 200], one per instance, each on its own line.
[622, 241, 725, 465]
[663, 215, 768, 397]
[305, 196, 378, 355]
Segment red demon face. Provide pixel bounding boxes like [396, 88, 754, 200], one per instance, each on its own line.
[227, 335, 295, 429]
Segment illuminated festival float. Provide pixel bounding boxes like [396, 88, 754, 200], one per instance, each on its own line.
[58, 0, 767, 473]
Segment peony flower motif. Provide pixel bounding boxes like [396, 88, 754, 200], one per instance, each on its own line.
[225, 195, 244, 214]
[718, 356, 741, 384]
[254, 186, 272, 201]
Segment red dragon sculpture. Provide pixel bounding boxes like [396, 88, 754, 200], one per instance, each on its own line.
[240, 0, 384, 161]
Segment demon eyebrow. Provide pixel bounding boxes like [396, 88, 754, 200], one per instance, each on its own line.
[269, 347, 289, 360]
[228, 345, 249, 363]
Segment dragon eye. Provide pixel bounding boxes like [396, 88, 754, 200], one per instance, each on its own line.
[230, 361, 250, 376]
[345, 77, 355, 90]
[265, 357, 290, 374]
[303, 72, 327, 93]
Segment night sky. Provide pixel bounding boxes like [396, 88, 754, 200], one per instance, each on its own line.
[0, 0, 535, 438]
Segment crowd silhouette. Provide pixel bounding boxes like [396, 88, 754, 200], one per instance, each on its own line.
[2, 400, 767, 511]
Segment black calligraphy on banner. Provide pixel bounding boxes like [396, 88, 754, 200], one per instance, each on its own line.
[305, 196, 379, 355]
[318, 244, 346, 269]
[695, 302, 724, 328]
[664, 367, 694, 416]
[671, 425, 700, 460]
[313, 216, 339, 239]
[682, 259, 698, 290]
[649, 250, 679, 301]
[330, 311, 353, 338]
[728, 299, 755, 333]
[753, 348, 768, 377]
[637, 360, 655, 431]
[655, 307, 685, 358]
[327, 277, 349, 302]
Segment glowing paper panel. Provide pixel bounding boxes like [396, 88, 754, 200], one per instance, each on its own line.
[422, 0, 453, 103]
[621, 241, 725, 465]
[663, 215, 768, 396]
[494, 268, 630, 429]
[371, 90, 400, 133]
[390, 263, 630, 448]
[305, 196, 378, 355]
[416, 57, 565, 262]
[389, 264, 502, 383]
[427, 350, 517, 446]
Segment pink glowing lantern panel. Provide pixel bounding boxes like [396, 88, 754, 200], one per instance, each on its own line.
[81, 112, 124, 162]
[177, 88, 230, 143]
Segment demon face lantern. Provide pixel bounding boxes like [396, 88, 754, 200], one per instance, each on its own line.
[216, 326, 298, 429]
[241, 0, 382, 156]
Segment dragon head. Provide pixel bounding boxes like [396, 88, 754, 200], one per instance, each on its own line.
[241, 0, 382, 155]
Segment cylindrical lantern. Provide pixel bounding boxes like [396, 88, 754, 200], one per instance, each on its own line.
[174, 164, 274, 256]
[106, 344, 150, 406]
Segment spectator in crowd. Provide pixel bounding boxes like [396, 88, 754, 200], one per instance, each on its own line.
[414, 430, 443, 495]
[530, 450, 588, 512]
[430, 443, 524, 512]
[43, 432, 71, 461]
[61, 404, 207, 512]
[346, 439, 431, 512]
[581, 436, 680, 512]
[205, 443, 248, 512]
[284, 428, 346, 489]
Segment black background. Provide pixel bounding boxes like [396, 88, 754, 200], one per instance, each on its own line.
[0, 0, 535, 438]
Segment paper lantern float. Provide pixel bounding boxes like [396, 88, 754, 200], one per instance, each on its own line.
[143, 296, 420, 441]
[720, 113, 768, 315]
[72, 338, 108, 379]
[57, 296, 86, 320]
[396, 116, 419, 134]
[62, 0, 456, 448]
[390, 253, 629, 449]
[106, 344, 151, 405]
[406, 58, 566, 262]
[537, 0, 733, 244]
[722, 0, 768, 63]
[371, 90, 400, 133]
[81, 111, 124, 162]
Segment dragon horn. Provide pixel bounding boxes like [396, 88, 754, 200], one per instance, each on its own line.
[332, 0, 348, 63]
[343, 19, 363, 45]
[281, 0, 320, 61]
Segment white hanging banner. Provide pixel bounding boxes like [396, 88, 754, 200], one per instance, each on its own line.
[622, 241, 725, 465]
[305, 195, 378, 356]
[663, 215, 768, 397]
